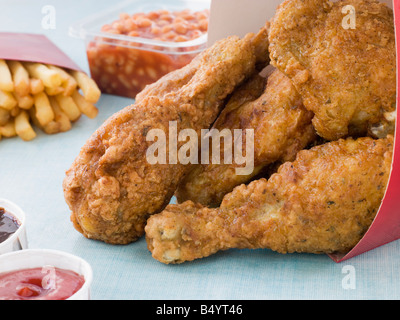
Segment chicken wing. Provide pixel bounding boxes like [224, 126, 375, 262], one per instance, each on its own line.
[63, 28, 270, 244]
[146, 135, 393, 263]
[175, 69, 316, 207]
[268, 0, 396, 141]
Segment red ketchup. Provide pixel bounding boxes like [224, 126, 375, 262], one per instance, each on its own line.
[0, 267, 85, 300]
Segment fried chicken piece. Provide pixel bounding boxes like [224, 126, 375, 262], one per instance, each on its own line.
[136, 23, 270, 102]
[175, 70, 316, 207]
[268, 0, 396, 141]
[63, 28, 270, 244]
[146, 135, 393, 263]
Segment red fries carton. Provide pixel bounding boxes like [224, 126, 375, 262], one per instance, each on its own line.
[208, 0, 399, 262]
[0, 33, 100, 142]
[0, 33, 82, 71]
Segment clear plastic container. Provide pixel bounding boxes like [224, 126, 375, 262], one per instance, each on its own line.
[69, 0, 210, 98]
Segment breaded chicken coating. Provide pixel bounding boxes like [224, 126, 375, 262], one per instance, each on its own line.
[63, 28, 270, 244]
[146, 136, 393, 263]
[269, 0, 396, 141]
[176, 70, 316, 207]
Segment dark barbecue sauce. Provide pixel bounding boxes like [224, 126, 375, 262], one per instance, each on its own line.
[0, 207, 20, 243]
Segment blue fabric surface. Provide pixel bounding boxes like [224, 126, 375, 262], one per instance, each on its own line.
[0, 0, 399, 300]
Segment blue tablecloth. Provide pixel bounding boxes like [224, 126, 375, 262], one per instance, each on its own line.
[0, 0, 399, 300]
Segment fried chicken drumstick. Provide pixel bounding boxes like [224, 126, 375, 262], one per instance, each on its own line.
[269, 0, 396, 141]
[63, 27, 270, 244]
[175, 70, 316, 207]
[146, 136, 393, 264]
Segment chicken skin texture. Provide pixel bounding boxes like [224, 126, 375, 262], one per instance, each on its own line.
[63, 29, 270, 244]
[269, 0, 396, 141]
[146, 136, 393, 264]
[175, 70, 316, 207]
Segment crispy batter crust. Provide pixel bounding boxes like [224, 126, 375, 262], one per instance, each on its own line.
[269, 0, 396, 140]
[63, 29, 270, 244]
[175, 70, 316, 207]
[146, 136, 393, 263]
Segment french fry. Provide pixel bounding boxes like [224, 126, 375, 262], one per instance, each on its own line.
[72, 90, 99, 119]
[10, 106, 21, 117]
[0, 89, 17, 110]
[30, 78, 44, 95]
[15, 92, 34, 110]
[70, 70, 101, 103]
[41, 119, 61, 135]
[24, 62, 62, 88]
[28, 107, 41, 129]
[49, 96, 71, 132]
[0, 108, 10, 126]
[7, 60, 30, 96]
[45, 86, 64, 96]
[62, 78, 78, 96]
[0, 59, 14, 92]
[33, 92, 54, 126]
[55, 94, 81, 122]
[29, 106, 61, 135]
[15, 110, 36, 141]
[47, 65, 77, 96]
[0, 61, 100, 143]
[0, 119, 16, 138]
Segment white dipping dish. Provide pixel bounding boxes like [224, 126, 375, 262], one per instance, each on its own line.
[0, 199, 28, 255]
[0, 249, 93, 300]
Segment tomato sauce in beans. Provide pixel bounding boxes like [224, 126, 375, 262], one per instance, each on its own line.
[87, 9, 209, 98]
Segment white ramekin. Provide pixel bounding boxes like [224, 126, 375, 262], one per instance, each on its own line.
[0, 249, 93, 300]
[0, 199, 28, 255]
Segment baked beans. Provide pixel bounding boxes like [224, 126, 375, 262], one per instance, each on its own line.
[87, 9, 209, 98]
